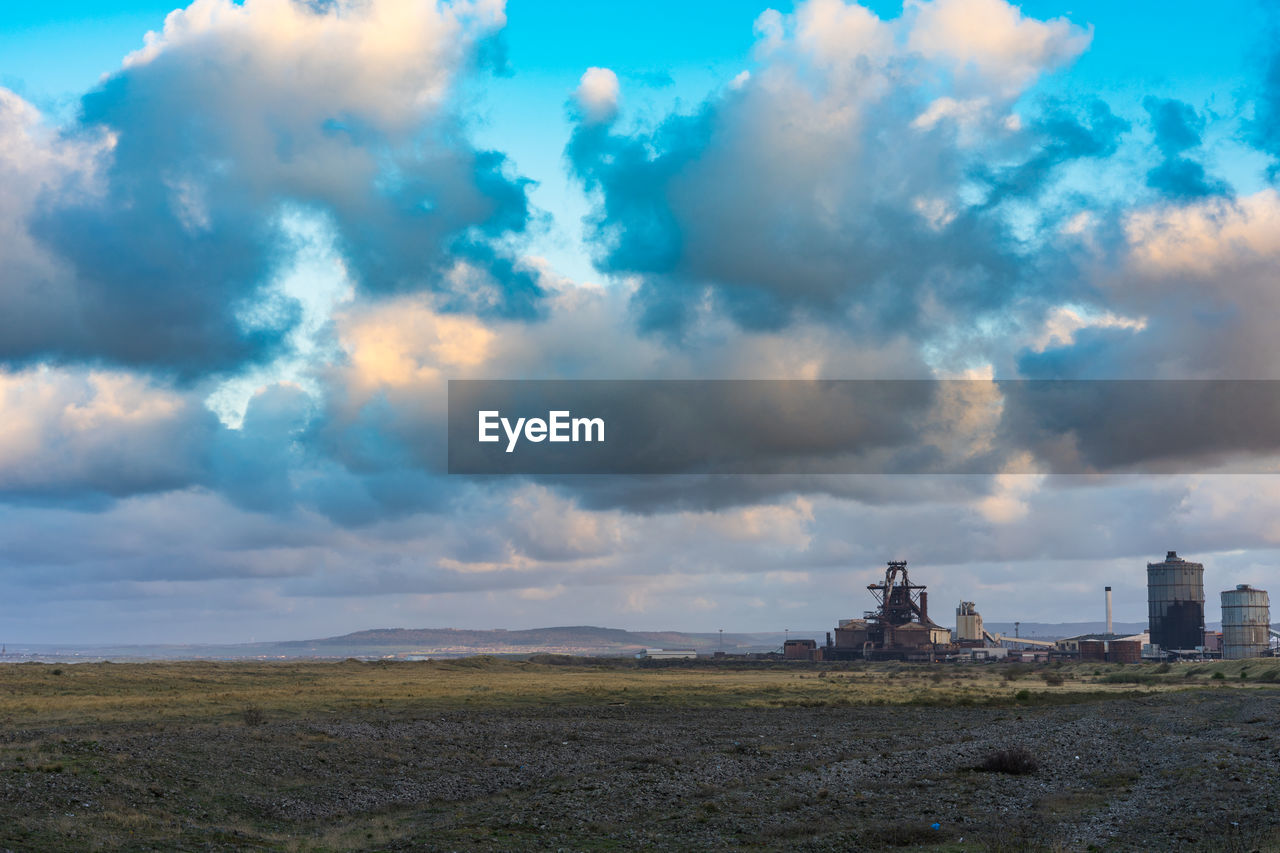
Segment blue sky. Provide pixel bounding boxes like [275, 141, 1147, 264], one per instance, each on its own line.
[1, 0, 1280, 645]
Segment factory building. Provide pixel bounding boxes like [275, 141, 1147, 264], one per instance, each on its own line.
[1056, 631, 1149, 663]
[955, 601, 983, 643]
[783, 638, 820, 661]
[1147, 551, 1205, 652]
[1221, 585, 1271, 660]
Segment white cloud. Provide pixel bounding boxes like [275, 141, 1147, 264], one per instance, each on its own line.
[1031, 305, 1147, 353]
[1125, 189, 1280, 277]
[0, 366, 214, 496]
[977, 469, 1043, 524]
[574, 67, 620, 124]
[911, 96, 1000, 144]
[907, 0, 1092, 92]
[793, 0, 892, 67]
[122, 0, 504, 127]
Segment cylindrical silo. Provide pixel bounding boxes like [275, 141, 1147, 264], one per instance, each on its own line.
[1108, 639, 1142, 664]
[1079, 639, 1107, 661]
[1147, 551, 1205, 651]
[1221, 585, 1270, 660]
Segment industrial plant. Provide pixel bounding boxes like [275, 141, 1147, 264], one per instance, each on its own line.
[776, 552, 1277, 663]
[822, 560, 954, 660]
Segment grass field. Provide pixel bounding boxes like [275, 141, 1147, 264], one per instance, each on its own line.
[1, 657, 1278, 850]
[3, 656, 1275, 723]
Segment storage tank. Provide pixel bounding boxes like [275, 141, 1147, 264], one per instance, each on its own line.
[1108, 640, 1142, 663]
[1079, 639, 1106, 661]
[1221, 585, 1270, 660]
[1147, 551, 1204, 650]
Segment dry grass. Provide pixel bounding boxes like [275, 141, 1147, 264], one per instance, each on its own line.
[0, 657, 1264, 730]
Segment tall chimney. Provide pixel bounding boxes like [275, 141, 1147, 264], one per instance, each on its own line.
[919, 590, 928, 624]
[1105, 586, 1113, 636]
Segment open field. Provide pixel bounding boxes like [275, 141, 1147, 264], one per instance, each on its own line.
[2, 658, 1278, 851]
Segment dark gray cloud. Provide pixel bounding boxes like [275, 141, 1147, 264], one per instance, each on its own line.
[1251, 43, 1280, 181]
[1141, 96, 1228, 199]
[976, 98, 1128, 205]
[997, 380, 1280, 473]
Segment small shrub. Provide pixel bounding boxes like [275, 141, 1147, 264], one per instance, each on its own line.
[1212, 671, 1225, 681]
[242, 706, 266, 727]
[975, 747, 1039, 775]
[1155, 662, 1172, 673]
[1100, 672, 1153, 685]
[50, 668, 63, 676]
[1014, 689, 1032, 701]
[524, 654, 578, 666]
[1041, 671, 1065, 686]
[1003, 664, 1030, 682]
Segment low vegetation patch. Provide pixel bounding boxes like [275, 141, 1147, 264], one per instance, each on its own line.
[975, 747, 1039, 775]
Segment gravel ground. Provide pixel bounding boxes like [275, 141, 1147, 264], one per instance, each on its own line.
[2, 688, 1278, 851]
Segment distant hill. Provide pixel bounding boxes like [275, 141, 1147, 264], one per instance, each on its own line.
[272, 625, 810, 657]
[0, 626, 818, 662]
[8, 621, 1186, 662]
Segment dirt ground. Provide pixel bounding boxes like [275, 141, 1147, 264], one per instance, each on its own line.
[1, 660, 1277, 851]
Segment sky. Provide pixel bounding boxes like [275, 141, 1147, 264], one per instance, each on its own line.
[1, 0, 1279, 645]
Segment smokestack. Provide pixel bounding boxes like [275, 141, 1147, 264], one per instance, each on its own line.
[1106, 586, 1113, 636]
[920, 590, 928, 624]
